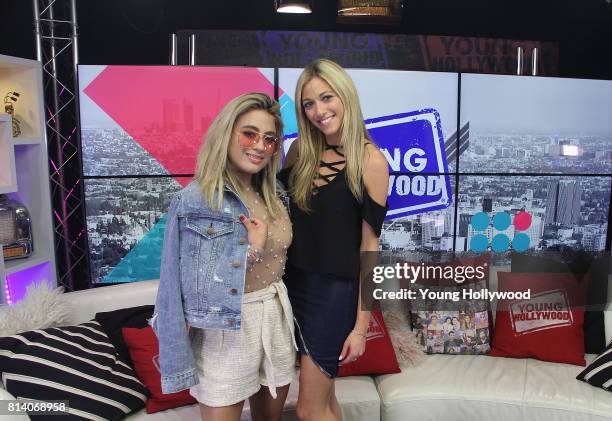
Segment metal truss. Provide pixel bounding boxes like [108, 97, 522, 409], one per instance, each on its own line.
[33, 0, 89, 291]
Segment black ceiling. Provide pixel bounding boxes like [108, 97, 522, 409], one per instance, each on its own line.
[1, 0, 611, 79]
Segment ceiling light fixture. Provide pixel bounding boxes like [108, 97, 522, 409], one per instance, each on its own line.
[275, 0, 312, 13]
[337, 0, 403, 24]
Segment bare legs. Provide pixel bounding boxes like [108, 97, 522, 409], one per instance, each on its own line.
[197, 384, 291, 421]
[198, 401, 244, 421]
[250, 385, 291, 421]
[295, 355, 342, 421]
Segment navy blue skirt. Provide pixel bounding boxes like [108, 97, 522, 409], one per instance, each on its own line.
[284, 264, 358, 378]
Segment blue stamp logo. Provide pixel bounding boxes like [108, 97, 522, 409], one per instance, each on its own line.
[366, 109, 452, 220]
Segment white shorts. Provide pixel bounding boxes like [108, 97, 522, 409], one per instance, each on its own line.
[189, 281, 297, 407]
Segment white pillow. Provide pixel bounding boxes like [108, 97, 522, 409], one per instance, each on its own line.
[0, 282, 69, 336]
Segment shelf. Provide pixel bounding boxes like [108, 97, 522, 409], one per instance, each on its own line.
[0, 185, 17, 194]
[0, 54, 56, 304]
[4, 251, 51, 275]
[13, 137, 42, 146]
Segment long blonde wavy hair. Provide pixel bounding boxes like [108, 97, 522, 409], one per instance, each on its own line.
[195, 93, 284, 218]
[289, 59, 373, 211]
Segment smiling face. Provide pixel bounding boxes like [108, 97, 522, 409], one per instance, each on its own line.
[227, 109, 276, 185]
[301, 76, 345, 144]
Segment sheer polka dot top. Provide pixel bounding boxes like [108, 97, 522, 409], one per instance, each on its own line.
[242, 187, 292, 293]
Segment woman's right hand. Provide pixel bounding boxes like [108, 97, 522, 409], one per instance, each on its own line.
[239, 214, 268, 251]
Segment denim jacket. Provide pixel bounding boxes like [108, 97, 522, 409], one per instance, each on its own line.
[151, 180, 290, 393]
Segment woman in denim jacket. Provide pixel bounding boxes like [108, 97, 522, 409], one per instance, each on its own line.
[152, 93, 297, 421]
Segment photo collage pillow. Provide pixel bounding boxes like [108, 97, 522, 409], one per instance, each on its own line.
[401, 254, 492, 355]
[410, 277, 492, 355]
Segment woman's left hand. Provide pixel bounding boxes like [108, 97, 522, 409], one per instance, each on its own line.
[338, 331, 366, 365]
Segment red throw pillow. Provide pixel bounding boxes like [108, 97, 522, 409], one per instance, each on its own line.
[122, 326, 197, 413]
[490, 272, 586, 366]
[337, 310, 401, 376]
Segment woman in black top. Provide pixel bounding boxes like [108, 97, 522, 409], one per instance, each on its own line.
[281, 59, 389, 421]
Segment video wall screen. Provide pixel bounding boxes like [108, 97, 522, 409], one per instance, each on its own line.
[78, 65, 612, 284]
[84, 177, 188, 284]
[460, 75, 612, 175]
[79, 65, 276, 283]
[458, 75, 612, 255]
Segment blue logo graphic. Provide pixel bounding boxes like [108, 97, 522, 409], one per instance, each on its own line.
[471, 212, 489, 231]
[491, 234, 510, 253]
[492, 212, 511, 231]
[512, 233, 531, 252]
[470, 234, 488, 253]
[366, 110, 452, 220]
[469, 211, 532, 253]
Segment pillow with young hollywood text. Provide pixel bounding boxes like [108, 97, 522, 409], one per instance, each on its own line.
[511, 252, 609, 354]
[337, 310, 401, 376]
[490, 271, 586, 366]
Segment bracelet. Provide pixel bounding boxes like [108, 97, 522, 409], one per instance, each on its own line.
[247, 245, 264, 266]
[351, 329, 367, 338]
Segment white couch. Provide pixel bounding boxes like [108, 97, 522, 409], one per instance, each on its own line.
[60, 280, 381, 421]
[3, 279, 611, 421]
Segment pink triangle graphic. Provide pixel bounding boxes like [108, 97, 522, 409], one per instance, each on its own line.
[84, 66, 279, 186]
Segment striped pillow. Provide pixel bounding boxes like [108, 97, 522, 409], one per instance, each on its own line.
[0, 320, 148, 420]
[577, 340, 612, 392]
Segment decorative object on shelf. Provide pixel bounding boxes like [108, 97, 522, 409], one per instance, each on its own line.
[3, 91, 21, 137]
[337, 0, 403, 24]
[0, 194, 33, 261]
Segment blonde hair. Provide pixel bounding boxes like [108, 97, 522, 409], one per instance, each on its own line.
[290, 59, 373, 211]
[195, 93, 284, 218]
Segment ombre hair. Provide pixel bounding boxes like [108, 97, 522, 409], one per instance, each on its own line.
[289, 58, 374, 211]
[194, 93, 284, 218]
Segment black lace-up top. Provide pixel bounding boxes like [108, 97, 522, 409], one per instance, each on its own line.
[279, 143, 388, 279]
